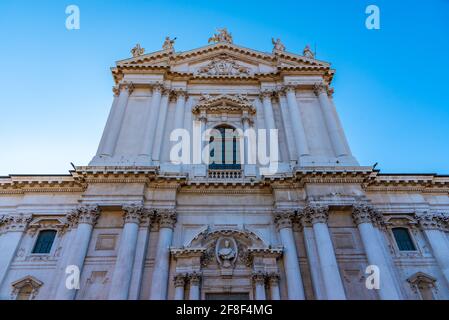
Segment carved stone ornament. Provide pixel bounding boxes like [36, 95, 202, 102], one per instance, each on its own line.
[273, 209, 295, 230]
[303, 44, 315, 59]
[352, 203, 384, 227]
[11, 276, 43, 300]
[215, 236, 238, 269]
[26, 217, 67, 237]
[173, 274, 187, 288]
[272, 38, 286, 52]
[208, 28, 233, 44]
[68, 205, 100, 226]
[122, 203, 144, 224]
[303, 204, 329, 224]
[196, 54, 250, 76]
[252, 271, 266, 285]
[313, 83, 328, 97]
[162, 36, 175, 50]
[131, 43, 145, 57]
[0, 214, 32, 233]
[188, 271, 202, 286]
[416, 212, 446, 231]
[156, 208, 177, 229]
[192, 94, 256, 116]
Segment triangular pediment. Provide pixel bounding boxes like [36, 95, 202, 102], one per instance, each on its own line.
[115, 42, 330, 74]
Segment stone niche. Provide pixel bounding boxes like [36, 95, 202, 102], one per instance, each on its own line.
[171, 228, 282, 299]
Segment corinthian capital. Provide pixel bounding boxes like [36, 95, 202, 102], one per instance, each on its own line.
[156, 208, 177, 229]
[122, 203, 144, 224]
[76, 205, 101, 226]
[252, 271, 267, 285]
[259, 90, 273, 100]
[352, 203, 374, 225]
[352, 203, 385, 228]
[151, 82, 164, 94]
[304, 204, 329, 224]
[120, 82, 134, 95]
[273, 209, 295, 230]
[173, 274, 187, 288]
[416, 213, 445, 231]
[188, 271, 202, 286]
[0, 214, 32, 233]
[313, 83, 327, 96]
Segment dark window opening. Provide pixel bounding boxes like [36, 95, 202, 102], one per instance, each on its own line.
[32, 230, 57, 254]
[392, 227, 416, 251]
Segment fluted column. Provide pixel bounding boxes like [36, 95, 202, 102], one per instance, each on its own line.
[252, 272, 266, 300]
[352, 204, 401, 300]
[260, 91, 276, 130]
[418, 213, 449, 286]
[56, 205, 100, 300]
[305, 204, 346, 299]
[314, 84, 348, 157]
[173, 274, 186, 300]
[268, 273, 281, 300]
[276, 90, 297, 162]
[108, 204, 144, 300]
[139, 83, 163, 160]
[152, 88, 170, 162]
[298, 213, 325, 299]
[173, 90, 187, 131]
[0, 215, 31, 291]
[172, 90, 187, 165]
[194, 113, 207, 167]
[100, 83, 133, 157]
[149, 209, 177, 300]
[242, 113, 256, 176]
[188, 272, 201, 300]
[274, 210, 305, 300]
[285, 86, 310, 158]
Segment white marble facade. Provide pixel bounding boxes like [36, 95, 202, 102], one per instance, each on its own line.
[1, 30, 449, 300]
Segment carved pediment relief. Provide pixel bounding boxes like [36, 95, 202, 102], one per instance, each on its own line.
[195, 54, 251, 76]
[192, 94, 256, 115]
[27, 216, 67, 236]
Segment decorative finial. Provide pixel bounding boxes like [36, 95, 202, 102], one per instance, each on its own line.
[131, 43, 145, 57]
[162, 36, 176, 50]
[271, 38, 286, 52]
[303, 44, 314, 59]
[208, 28, 233, 44]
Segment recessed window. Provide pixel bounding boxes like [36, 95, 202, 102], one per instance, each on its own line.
[392, 227, 416, 251]
[32, 230, 57, 254]
[208, 125, 241, 170]
[16, 284, 33, 300]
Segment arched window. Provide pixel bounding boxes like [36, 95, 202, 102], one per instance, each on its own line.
[32, 230, 57, 254]
[208, 125, 241, 170]
[392, 227, 416, 251]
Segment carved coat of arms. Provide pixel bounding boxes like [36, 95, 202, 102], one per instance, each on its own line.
[197, 54, 250, 76]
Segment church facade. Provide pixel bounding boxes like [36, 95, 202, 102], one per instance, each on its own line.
[1, 30, 449, 300]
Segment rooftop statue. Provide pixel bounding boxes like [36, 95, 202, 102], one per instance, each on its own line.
[303, 44, 315, 59]
[208, 28, 233, 44]
[272, 38, 286, 52]
[162, 36, 176, 50]
[131, 43, 145, 57]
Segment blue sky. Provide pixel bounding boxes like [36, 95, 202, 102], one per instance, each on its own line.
[0, 0, 448, 175]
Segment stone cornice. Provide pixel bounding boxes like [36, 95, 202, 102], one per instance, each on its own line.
[112, 41, 332, 84]
[364, 174, 449, 194]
